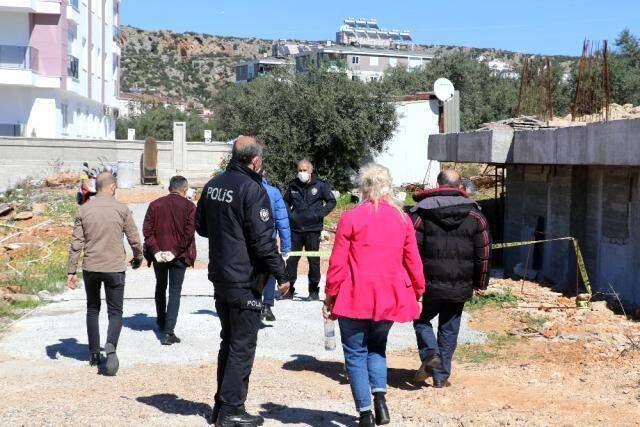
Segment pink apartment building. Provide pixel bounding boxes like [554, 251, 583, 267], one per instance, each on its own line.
[0, 0, 120, 138]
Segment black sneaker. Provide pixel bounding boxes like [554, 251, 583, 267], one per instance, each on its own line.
[262, 305, 276, 322]
[161, 334, 181, 346]
[308, 291, 320, 301]
[89, 352, 101, 366]
[103, 343, 119, 376]
[216, 409, 264, 427]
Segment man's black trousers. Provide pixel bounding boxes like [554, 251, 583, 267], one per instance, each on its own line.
[153, 259, 187, 335]
[285, 231, 321, 294]
[214, 287, 262, 408]
[83, 271, 125, 353]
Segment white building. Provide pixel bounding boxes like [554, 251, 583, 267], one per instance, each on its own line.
[0, 0, 121, 139]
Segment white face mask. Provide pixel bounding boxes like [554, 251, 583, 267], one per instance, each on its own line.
[297, 172, 310, 183]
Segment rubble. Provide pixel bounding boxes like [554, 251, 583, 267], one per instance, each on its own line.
[44, 172, 80, 188]
[14, 212, 33, 221]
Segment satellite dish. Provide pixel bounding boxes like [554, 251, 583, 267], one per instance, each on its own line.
[434, 77, 455, 102]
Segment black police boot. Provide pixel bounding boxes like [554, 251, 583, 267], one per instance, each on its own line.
[262, 305, 276, 322]
[358, 410, 375, 427]
[161, 333, 181, 346]
[373, 392, 390, 425]
[89, 352, 101, 366]
[308, 291, 320, 301]
[216, 406, 264, 427]
[103, 342, 119, 376]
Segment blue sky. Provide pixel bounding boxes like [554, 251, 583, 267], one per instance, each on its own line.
[122, 0, 640, 56]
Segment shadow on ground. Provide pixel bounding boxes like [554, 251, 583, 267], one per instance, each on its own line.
[136, 393, 210, 419]
[260, 402, 356, 426]
[45, 338, 89, 362]
[192, 309, 219, 317]
[281, 354, 424, 391]
[122, 313, 163, 341]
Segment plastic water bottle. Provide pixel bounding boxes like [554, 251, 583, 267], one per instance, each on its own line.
[324, 319, 336, 350]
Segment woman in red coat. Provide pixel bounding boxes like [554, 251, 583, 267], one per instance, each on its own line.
[324, 164, 425, 427]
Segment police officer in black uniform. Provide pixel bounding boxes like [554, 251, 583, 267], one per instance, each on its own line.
[283, 159, 336, 301]
[196, 136, 290, 427]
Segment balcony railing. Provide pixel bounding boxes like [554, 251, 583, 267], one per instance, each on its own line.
[67, 55, 79, 79]
[69, 0, 79, 10]
[0, 45, 39, 72]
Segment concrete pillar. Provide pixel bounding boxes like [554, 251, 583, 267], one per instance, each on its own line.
[172, 122, 187, 171]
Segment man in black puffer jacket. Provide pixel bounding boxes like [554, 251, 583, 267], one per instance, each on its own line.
[409, 170, 491, 388]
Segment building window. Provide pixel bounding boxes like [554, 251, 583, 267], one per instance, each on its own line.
[370, 76, 378, 82]
[389, 57, 397, 67]
[369, 56, 379, 66]
[352, 75, 360, 81]
[352, 56, 360, 64]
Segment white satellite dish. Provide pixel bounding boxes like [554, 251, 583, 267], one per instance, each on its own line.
[434, 77, 455, 102]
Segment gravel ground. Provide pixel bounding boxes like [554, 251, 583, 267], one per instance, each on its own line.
[0, 267, 485, 368]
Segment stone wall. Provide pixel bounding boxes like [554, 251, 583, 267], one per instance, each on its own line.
[0, 124, 231, 190]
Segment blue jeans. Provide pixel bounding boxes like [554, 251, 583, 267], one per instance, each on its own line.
[262, 276, 276, 306]
[413, 299, 464, 382]
[339, 318, 393, 412]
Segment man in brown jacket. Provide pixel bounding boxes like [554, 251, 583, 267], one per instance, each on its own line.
[67, 172, 143, 376]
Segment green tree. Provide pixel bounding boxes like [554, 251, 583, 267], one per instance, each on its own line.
[382, 53, 519, 130]
[116, 104, 211, 141]
[213, 68, 397, 190]
[609, 28, 640, 106]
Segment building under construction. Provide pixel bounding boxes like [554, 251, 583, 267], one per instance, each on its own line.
[428, 118, 640, 310]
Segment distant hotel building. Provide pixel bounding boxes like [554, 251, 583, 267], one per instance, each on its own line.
[235, 18, 433, 83]
[0, 0, 121, 138]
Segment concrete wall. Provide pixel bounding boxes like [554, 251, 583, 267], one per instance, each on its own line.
[0, 135, 232, 190]
[375, 99, 440, 187]
[503, 164, 640, 309]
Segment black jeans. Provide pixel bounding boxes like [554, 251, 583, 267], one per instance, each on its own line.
[83, 271, 126, 353]
[153, 259, 187, 335]
[285, 231, 321, 293]
[214, 287, 262, 408]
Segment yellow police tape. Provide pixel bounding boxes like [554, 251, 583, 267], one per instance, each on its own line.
[289, 236, 592, 299]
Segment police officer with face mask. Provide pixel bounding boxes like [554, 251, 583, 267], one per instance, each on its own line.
[283, 159, 336, 301]
[196, 136, 290, 427]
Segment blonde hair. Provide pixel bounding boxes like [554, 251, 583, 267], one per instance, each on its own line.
[358, 163, 403, 213]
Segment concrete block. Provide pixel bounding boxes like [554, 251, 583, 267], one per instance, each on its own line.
[586, 119, 640, 165]
[456, 130, 491, 163]
[457, 128, 514, 164]
[513, 129, 557, 164]
[491, 127, 515, 163]
[427, 134, 449, 161]
[556, 125, 588, 164]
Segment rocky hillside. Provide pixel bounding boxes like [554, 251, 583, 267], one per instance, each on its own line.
[120, 26, 273, 106]
[120, 26, 576, 107]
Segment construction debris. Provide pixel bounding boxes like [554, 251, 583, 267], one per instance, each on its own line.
[478, 116, 554, 131]
[0, 203, 14, 217]
[14, 212, 33, 221]
[45, 172, 80, 188]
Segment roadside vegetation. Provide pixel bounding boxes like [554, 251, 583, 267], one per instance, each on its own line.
[0, 185, 76, 323]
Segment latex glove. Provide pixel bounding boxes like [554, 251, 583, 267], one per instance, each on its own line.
[162, 251, 175, 262]
[154, 252, 165, 263]
[67, 274, 78, 289]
